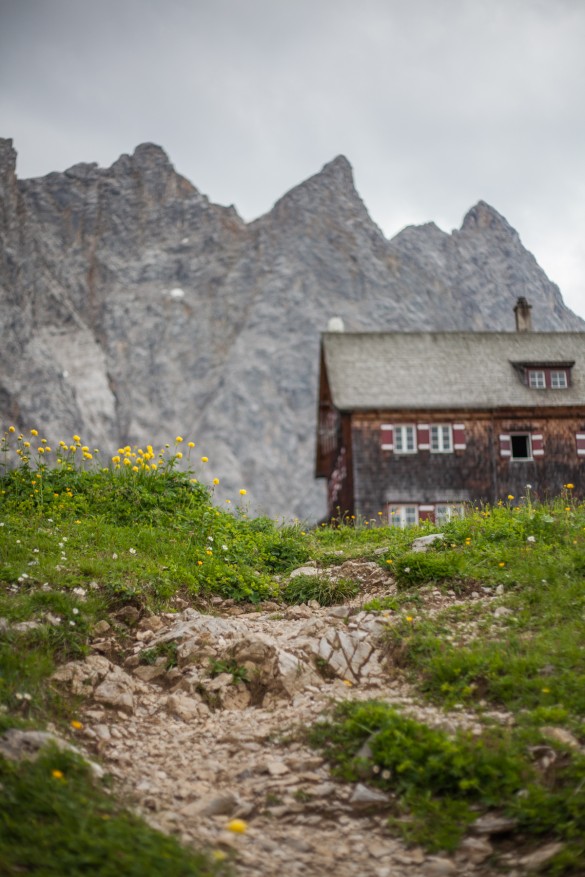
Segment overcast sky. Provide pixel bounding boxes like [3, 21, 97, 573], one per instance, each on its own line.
[1, 0, 584, 318]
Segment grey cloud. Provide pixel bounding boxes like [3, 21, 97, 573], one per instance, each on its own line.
[1, 0, 584, 314]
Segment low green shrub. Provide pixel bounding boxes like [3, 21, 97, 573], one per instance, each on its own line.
[393, 551, 465, 588]
[281, 574, 360, 606]
[309, 700, 585, 865]
[0, 746, 229, 876]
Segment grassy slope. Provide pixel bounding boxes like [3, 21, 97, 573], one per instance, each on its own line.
[1, 431, 585, 873]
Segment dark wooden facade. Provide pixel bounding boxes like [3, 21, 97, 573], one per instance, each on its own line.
[316, 336, 585, 524]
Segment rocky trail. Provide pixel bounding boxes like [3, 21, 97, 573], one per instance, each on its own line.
[41, 559, 554, 877]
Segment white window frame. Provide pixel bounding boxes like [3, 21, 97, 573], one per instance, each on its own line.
[528, 370, 546, 388]
[430, 424, 453, 453]
[388, 505, 419, 527]
[550, 370, 568, 389]
[510, 433, 532, 460]
[435, 504, 465, 525]
[393, 425, 417, 454]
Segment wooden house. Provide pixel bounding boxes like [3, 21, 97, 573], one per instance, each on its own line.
[315, 301, 585, 524]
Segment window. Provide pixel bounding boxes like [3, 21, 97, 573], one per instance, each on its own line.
[394, 425, 417, 454]
[436, 504, 465, 525]
[389, 505, 418, 527]
[511, 433, 532, 460]
[525, 367, 570, 389]
[430, 425, 453, 453]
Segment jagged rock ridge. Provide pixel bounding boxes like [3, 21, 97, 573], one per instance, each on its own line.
[0, 139, 582, 519]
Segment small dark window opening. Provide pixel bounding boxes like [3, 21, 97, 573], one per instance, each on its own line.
[511, 434, 531, 459]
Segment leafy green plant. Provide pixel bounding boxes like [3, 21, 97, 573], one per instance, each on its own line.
[208, 658, 249, 684]
[139, 641, 178, 669]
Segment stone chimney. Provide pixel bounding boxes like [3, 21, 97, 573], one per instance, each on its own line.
[514, 297, 532, 332]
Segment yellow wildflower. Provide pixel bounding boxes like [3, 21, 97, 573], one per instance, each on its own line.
[176, 436, 183, 443]
[8, 426, 15, 432]
[239, 489, 247, 496]
[176, 452, 183, 459]
[226, 818, 248, 833]
[213, 478, 220, 485]
[507, 494, 514, 500]
[51, 769, 64, 780]
[30, 429, 38, 436]
[70, 720, 83, 730]
[498, 562, 506, 567]
[188, 441, 195, 448]
[73, 435, 81, 443]
[565, 483, 574, 489]
[201, 456, 208, 463]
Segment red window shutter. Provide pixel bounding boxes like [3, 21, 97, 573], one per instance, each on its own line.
[417, 424, 430, 450]
[532, 434, 544, 457]
[577, 434, 585, 457]
[499, 434, 511, 457]
[453, 423, 467, 450]
[381, 424, 394, 451]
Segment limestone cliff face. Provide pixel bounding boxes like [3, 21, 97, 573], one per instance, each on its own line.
[0, 139, 582, 519]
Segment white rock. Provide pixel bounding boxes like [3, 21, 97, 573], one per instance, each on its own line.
[166, 693, 206, 721]
[519, 842, 564, 870]
[411, 533, 444, 553]
[349, 783, 390, 807]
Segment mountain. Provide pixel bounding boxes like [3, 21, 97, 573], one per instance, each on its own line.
[0, 139, 582, 520]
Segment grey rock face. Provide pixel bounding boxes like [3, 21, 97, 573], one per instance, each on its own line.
[1, 138, 582, 519]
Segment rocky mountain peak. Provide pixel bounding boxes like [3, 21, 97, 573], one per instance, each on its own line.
[460, 200, 519, 240]
[132, 142, 172, 166]
[0, 138, 16, 174]
[266, 154, 370, 226]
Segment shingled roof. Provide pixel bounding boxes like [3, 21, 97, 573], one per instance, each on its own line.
[322, 331, 585, 410]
